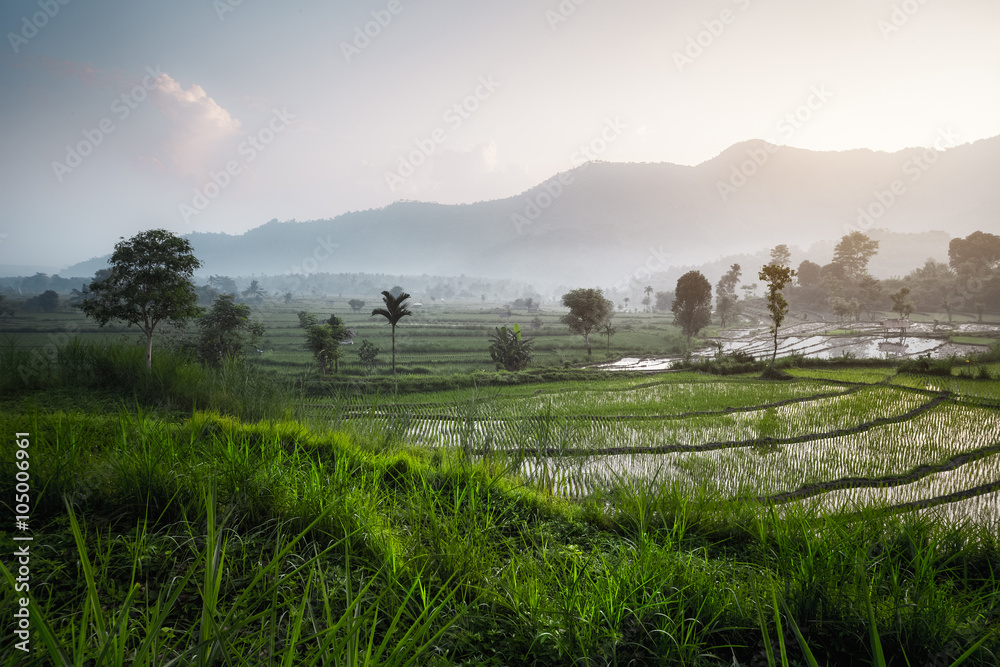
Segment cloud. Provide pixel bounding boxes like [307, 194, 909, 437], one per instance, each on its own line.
[151, 74, 241, 178]
[40, 58, 103, 85]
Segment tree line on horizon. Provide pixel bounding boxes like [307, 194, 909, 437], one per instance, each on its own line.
[7, 228, 998, 378]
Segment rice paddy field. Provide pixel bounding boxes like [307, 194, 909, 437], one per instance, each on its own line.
[321, 367, 1000, 529]
[2, 302, 1000, 665]
[0, 297, 690, 379]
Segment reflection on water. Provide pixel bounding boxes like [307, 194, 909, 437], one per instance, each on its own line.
[599, 321, 997, 372]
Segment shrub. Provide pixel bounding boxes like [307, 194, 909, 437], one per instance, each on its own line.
[898, 356, 955, 377]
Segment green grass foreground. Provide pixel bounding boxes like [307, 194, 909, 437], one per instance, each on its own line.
[1, 406, 998, 666]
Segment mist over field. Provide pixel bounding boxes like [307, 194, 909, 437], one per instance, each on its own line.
[2, 0, 999, 287]
[47, 135, 998, 290]
[4, 3, 1000, 665]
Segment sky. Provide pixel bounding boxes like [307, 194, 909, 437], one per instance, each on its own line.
[1, 0, 999, 272]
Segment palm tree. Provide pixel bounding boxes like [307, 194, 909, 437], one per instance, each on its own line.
[371, 290, 412, 374]
[242, 279, 265, 303]
[599, 321, 617, 354]
[644, 285, 653, 312]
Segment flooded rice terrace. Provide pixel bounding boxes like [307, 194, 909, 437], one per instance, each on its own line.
[599, 320, 998, 371]
[359, 382, 1000, 526]
[344, 319, 999, 525]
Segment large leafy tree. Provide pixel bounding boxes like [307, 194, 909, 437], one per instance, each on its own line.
[560, 288, 614, 356]
[672, 271, 712, 345]
[23, 290, 59, 313]
[77, 229, 202, 369]
[297, 311, 318, 328]
[770, 245, 791, 267]
[654, 291, 673, 312]
[371, 290, 413, 373]
[907, 259, 960, 320]
[197, 294, 264, 365]
[305, 324, 340, 375]
[949, 231, 1000, 273]
[889, 287, 915, 319]
[759, 263, 797, 368]
[856, 274, 883, 321]
[833, 232, 879, 279]
[208, 275, 237, 295]
[796, 260, 822, 288]
[304, 314, 352, 375]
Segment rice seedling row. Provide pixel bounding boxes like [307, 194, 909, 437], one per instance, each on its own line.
[890, 373, 1000, 404]
[362, 387, 939, 456]
[479, 379, 858, 418]
[504, 401, 1000, 501]
[786, 452, 1000, 514]
[914, 488, 1000, 526]
[763, 440, 1000, 504]
[335, 382, 860, 421]
[785, 367, 897, 384]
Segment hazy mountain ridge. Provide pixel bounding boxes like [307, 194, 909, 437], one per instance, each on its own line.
[59, 135, 1000, 287]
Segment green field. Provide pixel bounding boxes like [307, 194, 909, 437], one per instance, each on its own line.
[2, 303, 999, 666]
[0, 299, 687, 378]
[951, 336, 998, 346]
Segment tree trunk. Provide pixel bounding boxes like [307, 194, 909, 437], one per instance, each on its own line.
[145, 331, 153, 370]
[771, 327, 778, 369]
[584, 331, 591, 356]
[391, 325, 396, 374]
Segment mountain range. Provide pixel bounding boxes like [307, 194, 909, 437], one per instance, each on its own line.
[61, 134, 1000, 289]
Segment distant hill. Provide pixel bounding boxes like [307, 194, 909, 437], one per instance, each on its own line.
[62, 135, 1000, 288]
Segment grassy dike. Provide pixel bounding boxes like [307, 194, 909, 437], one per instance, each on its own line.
[0, 339, 998, 665]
